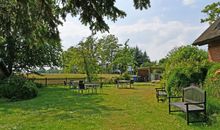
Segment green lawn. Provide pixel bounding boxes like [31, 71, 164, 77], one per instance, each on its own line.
[0, 83, 219, 130]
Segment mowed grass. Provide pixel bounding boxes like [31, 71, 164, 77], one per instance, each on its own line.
[0, 83, 219, 130]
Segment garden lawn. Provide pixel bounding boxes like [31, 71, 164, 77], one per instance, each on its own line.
[0, 83, 219, 130]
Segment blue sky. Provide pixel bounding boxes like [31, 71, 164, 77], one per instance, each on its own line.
[58, 0, 219, 61]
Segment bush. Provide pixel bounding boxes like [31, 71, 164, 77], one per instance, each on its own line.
[35, 82, 46, 88]
[206, 96, 220, 125]
[0, 75, 38, 101]
[205, 77, 220, 98]
[203, 63, 220, 124]
[166, 68, 190, 95]
[206, 62, 220, 79]
[114, 72, 131, 81]
[204, 63, 220, 98]
[121, 72, 131, 80]
[18, 80, 38, 99]
[164, 45, 208, 95]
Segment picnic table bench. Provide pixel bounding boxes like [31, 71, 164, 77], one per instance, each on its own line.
[64, 80, 102, 94]
[168, 85, 207, 125]
[116, 80, 134, 88]
[155, 86, 167, 102]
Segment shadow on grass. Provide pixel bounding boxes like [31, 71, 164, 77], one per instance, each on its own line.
[116, 87, 136, 90]
[169, 110, 213, 127]
[0, 86, 123, 120]
[133, 82, 158, 86]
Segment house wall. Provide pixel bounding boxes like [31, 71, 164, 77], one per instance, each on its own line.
[208, 41, 220, 62]
[137, 69, 150, 81]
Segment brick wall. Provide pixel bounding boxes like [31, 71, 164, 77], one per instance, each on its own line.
[137, 69, 149, 77]
[208, 41, 220, 62]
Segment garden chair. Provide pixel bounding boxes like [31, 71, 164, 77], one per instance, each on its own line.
[155, 84, 167, 102]
[78, 80, 87, 94]
[100, 82, 103, 93]
[64, 81, 67, 86]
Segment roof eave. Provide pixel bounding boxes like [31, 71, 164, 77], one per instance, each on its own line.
[193, 36, 220, 46]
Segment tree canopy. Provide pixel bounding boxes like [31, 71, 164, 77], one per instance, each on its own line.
[133, 46, 150, 67]
[0, 0, 151, 75]
[201, 2, 220, 24]
[63, 35, 151, 81]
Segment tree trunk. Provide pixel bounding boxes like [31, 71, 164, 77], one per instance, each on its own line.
[6, 36, 16, 75]
[82, 50, 91, 82]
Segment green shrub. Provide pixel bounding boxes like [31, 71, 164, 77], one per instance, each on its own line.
[18, 80, 38, 99]
[0, 75, 38, 101]
[201, 63, 220, 124]
[122, 72, 131, 80]
[204, 63, 220, 98]
[206, 62, 220, 79]
[164, 45, 208, 95]
[35, 82, 46, 88]
[114, 72, 131, 81]
[166, 68, 190, 95]
[205, 77, 220, 98]
[206, 96, 220, 125]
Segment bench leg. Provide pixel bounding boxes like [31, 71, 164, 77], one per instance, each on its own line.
[186, 112, 189, 125]
[156, 94, 159, 102]
[168, 104, 171, 114]
[168, 98, 171, 114]
[204, 111, 207, 123]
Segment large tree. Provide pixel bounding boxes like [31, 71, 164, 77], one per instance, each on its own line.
[201, 2, 220, 24]
[0, 0, 150, 75]
[113, 40, 135, 74]
[96, 34, 121, 73]
[0, 0, 62, 74]
[63, 36, 100, 82]
[133, 46, 150, 67]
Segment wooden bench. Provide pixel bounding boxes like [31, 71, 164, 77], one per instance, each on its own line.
[155, 86, 167, 102]
[168, 86, 206, 125]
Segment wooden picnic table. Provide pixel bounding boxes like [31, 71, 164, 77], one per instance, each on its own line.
[85, 83, 101, 93]
[116, 80, 133, 88]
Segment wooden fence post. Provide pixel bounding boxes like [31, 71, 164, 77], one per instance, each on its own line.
[45, 78, 47, 86]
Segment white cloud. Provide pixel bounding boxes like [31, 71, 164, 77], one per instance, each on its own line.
[58, 17, 208, 61]
[108, 17, 208, 61]
[58, 17, 92, 49]
[182, 0, 196, 6]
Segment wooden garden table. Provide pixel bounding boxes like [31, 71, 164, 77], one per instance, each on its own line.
[116, 80, 132, 88]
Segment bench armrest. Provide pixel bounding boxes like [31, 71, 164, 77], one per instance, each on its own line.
[155, 88, 166, 92]
[168, 96, 183, 99]
[155, 87, 165, 90]
[184, 102, 205, 105]
[168, 96, 183, 103]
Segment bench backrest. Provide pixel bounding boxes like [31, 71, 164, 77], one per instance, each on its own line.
[183, 86, 206, 104]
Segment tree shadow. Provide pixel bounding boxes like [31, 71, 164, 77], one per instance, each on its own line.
[0, 86, 123, 120]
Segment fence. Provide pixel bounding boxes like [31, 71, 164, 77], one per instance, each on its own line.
[28, 77, 107, 86]
[28, 78, 86, 86]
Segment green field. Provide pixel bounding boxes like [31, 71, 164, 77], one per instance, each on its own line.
[27, 73, 119, 79]
[27, 73, 120, 85]
[0, 83, 219, 130]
